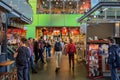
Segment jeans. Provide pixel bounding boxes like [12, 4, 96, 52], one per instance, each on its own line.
[55, 51, 62, 68]
[110, 64, 119, 80]
[39, 49, 45, 63]
[34, 50, 39, 63]
[30, 55, 35, 71]
[28, 61, 30, 80]
[46, 47, 51, 58]
[17, 64, 29, 80]
[68, 54, 74, 68]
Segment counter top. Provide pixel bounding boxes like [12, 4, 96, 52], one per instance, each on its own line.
[0, 61, 15, 66]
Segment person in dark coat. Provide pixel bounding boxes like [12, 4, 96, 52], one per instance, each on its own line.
[33, 39, 39, 64]
[14, 37, 30, 80]
[108, 38, 119, 80]
[38, 36, 45, 64]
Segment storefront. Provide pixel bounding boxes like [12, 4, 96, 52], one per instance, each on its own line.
[77, 1, 120, 79]
[0, 0, 33, 78]
[36, 27, 85, 43]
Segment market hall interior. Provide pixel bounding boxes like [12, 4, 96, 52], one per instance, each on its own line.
[0, 0, 120, 80]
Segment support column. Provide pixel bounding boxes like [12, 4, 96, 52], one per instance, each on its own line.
[115, 22, 120, 37]
[2, 13, 8, 54]
[77, 0, 79, 13]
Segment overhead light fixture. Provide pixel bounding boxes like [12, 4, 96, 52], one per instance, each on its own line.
[43, 1, 45, 4]
[83, 2, 85, 4]
[94, 15, 97, 18]
[56, 2, 58, 4]
[10, 1, 13, 6]
[115, 22, 119, 27]
[103, 8, 108, 11]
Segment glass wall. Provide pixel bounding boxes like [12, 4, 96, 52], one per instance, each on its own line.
[37, 0, 91, 14]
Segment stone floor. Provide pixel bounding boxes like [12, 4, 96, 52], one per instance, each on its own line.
[30, 55, 111, 80]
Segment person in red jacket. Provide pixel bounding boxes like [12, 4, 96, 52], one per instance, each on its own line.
[66, 38, 76, 70]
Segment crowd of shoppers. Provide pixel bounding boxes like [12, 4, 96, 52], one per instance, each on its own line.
[14, 36, 120, 80]
[13, 36, 79, 80]
[14, 36, 53, 80]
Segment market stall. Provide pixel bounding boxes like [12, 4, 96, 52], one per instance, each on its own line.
[0, 0, 33, 75]
[77, 1, 120, 79]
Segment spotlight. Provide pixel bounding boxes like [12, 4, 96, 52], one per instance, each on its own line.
[56, 2, 58, 4]
[69, 2, 72, 4]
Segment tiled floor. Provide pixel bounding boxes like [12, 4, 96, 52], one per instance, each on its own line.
[30, 55, 111, 80]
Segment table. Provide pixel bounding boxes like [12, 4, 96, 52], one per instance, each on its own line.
[0, 61, 15, 66]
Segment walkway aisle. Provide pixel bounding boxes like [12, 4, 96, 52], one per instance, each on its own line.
[30, 54, 110, 80]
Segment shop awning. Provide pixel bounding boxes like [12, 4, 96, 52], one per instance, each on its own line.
[77, 1, 120, 23]
[0, 0, 33, 24]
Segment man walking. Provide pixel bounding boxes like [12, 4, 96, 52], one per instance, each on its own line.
[54, 37, 63, 72]
[66, 38, 76, 71]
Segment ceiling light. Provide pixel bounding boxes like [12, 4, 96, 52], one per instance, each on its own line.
[103, 8, 108, 11]
[43, 1, 45, 4]
[94, 15, 97, 18]
[69, 2, 71, 4]
[83, 2, 85, 4]
[56, 2, 58, 4]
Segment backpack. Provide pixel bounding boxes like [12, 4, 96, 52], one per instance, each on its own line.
[16, 46, 30, 66]
[55, 42, 62, 51]
[38, 40, 45, 50]
[114, 48, 120, 68]
[67, 44, 76, 54]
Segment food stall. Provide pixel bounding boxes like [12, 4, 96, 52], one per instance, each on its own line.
[0, 0, 33, 79]
[77, 1, 120, 79]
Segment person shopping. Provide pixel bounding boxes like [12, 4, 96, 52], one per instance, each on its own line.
[14, 37, 30, 80]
